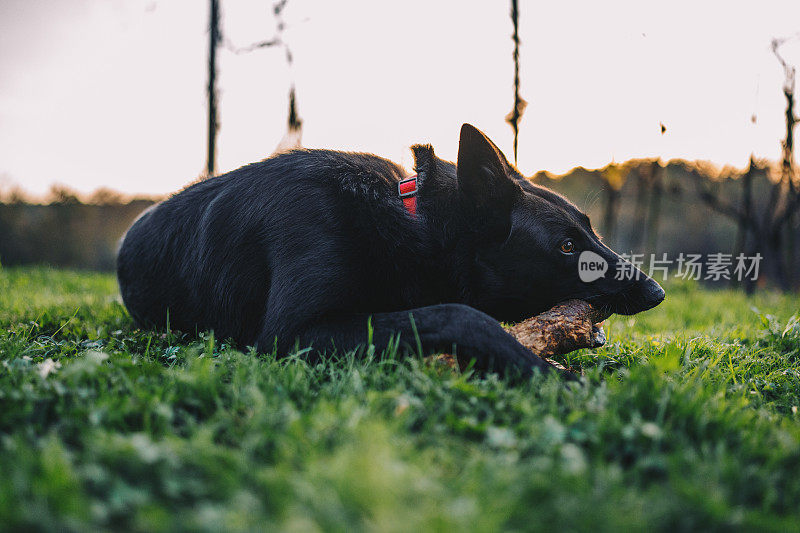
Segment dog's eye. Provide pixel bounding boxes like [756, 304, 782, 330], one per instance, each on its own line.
[559, 239, 575, 254]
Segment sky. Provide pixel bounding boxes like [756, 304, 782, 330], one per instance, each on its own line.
[1, 0, 800, 197]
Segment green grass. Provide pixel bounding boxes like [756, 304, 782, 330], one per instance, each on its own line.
[1, 267, 799, 532]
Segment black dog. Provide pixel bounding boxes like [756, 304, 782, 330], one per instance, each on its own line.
[117, 124, 664, 378]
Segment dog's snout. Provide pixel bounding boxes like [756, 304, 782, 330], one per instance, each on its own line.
[640, 279, 666, 311]
[602, 275, 666, 316]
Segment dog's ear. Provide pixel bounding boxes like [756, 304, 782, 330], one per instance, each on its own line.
[456, 124, 519, 212]
[411, 143, 437, 183]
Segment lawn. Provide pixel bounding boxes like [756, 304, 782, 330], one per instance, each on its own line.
[0, 266, 799, 531]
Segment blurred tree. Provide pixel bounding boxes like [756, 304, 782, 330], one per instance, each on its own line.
[275, 84, 302, 152]
[505, 0, 526, 165]
[599, 162, 625, 243]
[206, 0, 221, 177]
[645, 160, 664, 253]
[627, 159, 662, 252]
[88, 188, 124, 206]
[771, 36, 799, 287]
[733, 157, 756, 290]
[203, 0, 302, 177]
[224, 0, 302, 153]
[682, 37, 799, 290]
[686, 158, 780, 291]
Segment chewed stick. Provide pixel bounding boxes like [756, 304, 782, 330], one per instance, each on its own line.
[433, 300, 609, 373]
[505, 299, 610, 360]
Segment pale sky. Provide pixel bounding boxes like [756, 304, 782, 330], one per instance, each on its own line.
[1, 0, 800, 197]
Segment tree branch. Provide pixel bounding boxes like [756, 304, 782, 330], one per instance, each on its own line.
[684, 164, 759, 230]
[223, 37, 281, 54]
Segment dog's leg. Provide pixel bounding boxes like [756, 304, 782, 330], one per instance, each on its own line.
[259, 303, 576, 380]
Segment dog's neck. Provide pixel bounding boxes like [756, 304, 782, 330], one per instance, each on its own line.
[395, 157, 483, 310]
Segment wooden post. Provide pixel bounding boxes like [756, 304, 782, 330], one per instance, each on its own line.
[505, 0, 526, 166]
[205, 0, 221, 178]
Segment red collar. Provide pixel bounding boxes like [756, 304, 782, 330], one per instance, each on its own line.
[398, 174, 418, 217]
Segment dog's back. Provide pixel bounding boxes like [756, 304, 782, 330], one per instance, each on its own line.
[117, 149, 437, 344]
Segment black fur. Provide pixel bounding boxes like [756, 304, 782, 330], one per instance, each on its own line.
[117, 124, 664, 379]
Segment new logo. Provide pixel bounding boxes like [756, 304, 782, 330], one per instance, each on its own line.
[578, 251, 608, 282]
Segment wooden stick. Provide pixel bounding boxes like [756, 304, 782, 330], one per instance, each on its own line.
[432, 300, 609, 373]
[505, 299, 609, 360]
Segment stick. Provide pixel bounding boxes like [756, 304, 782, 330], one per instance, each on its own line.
[506, 299, 609, 360]
[432, 300, 609, 373]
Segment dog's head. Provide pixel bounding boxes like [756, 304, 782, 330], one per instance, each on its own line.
[435, 123, 665, 322]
